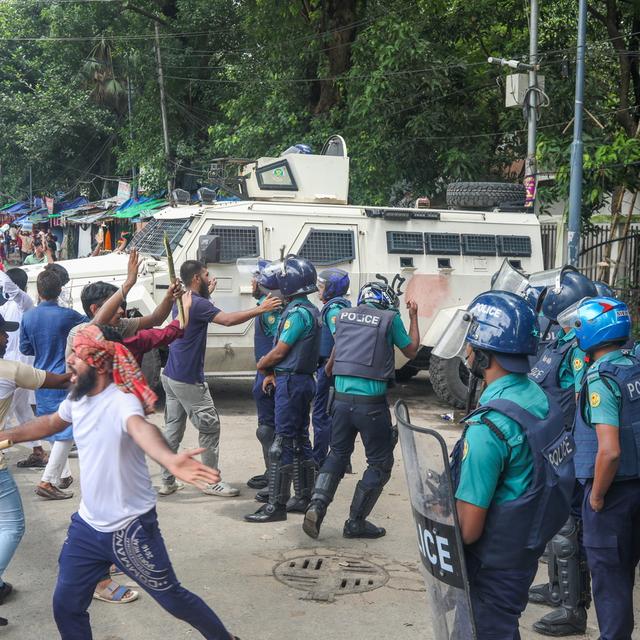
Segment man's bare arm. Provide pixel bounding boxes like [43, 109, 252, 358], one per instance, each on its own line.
[257, 341, 291, 372]
[126, 415, 221, 488]
[3, 414, 71, 444]
[213, 294, 281, 327]
[42, 372, 72, 389]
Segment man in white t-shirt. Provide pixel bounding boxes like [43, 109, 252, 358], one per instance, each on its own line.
[2, 324, 235, 640]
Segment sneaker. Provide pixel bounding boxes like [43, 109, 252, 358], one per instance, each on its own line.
[158, 481, 184, 496]
[57, 476, 73, 490]
[202, 481, 239, 497]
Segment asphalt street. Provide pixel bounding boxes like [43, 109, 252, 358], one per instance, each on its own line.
[2, 374, 638, 639]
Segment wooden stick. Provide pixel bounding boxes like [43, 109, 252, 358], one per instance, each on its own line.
[163, 232, 185, 327]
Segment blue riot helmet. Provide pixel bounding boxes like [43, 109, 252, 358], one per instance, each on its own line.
[561, 296, 631, 352]
[255, 259, 282, 294]
[593, 280, 615, 298]
[433, 291, 540, 373]
[276, 255, 318, 298]
[357, 282, 399, 310]
[318, 268, 349, 302]
[539, 267, 597, 322]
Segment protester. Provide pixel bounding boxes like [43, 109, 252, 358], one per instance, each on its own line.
[159, 259, 280, 497]
[20, 270, 85, 500]
[0, 268, 48, 468]
[23, 240, 49, 266]
[0, 313, 70, 609]
[19, 231, 32, 264]
[2, 324, 237, 640]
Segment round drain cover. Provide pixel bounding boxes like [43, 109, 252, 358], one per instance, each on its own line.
[273, 554, 388, 599]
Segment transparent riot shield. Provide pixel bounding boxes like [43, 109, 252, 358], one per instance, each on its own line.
[395, 400, 476, 640]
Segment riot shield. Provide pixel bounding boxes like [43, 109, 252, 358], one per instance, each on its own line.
[395, 400, 476, 640]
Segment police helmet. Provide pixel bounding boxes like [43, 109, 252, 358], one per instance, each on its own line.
[276, 255, 318, 298]
[254, 259, 281, 293]
[466, 291, 539, 373]
[540, 268, 597, 322]
[357, 282, 399, 310]
[572, 297, 631, 352]
[593, 280, 615, 298]
[318, 268, 349, 301]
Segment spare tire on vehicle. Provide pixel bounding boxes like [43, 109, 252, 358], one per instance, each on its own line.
[446, 182, 526, 210]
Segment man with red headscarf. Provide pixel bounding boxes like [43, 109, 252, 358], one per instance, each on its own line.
[2, 325, 236, 640]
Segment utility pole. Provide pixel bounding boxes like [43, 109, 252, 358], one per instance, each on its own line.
[127, 75, 138, 199]
[29, 165, 33, 208]
[154, 22, 173, 200]
[567, 0, 588, 266]
[524, 0, 539, 210]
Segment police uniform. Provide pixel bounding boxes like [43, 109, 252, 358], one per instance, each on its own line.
[311, 295, 350, 467]
[527, 329, 591, 634]
[451, 373, 574, 639]
[303, 302, 411, 539]
[574, 350, 640, 640]
[252, 297, 280, 477]
[245, 293, 320, 522]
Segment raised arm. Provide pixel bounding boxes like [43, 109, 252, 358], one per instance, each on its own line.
[400, 300, 420, 360]
[126, 415, 220, 488]
[0, 270, 33, 313]
[3, 413, 71, 444]
[213, 294, 281, 327]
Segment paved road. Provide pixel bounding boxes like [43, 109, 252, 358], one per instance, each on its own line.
[2, 374, 637, 639]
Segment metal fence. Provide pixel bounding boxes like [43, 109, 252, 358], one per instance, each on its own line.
[541, 221, 640, 333]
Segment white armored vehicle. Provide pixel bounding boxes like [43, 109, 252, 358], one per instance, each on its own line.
[26, 136, 544, 407]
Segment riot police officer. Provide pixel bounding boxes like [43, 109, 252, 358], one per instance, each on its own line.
[528, 269, 597, 636]
[312, 268, 351, 468]
[302, 280, 420, 539]
[247, 260, 282, 491]
[245, 256, 321, 523]
[569, 296, 640, 640]
[433, 291, 574, 640]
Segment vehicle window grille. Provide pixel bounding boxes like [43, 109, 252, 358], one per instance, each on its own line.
[208, 225, 260, 263]
[425, 233, 461, 255]
[461, 234, 497, 256]
[386, 231, 424, 254]
[299, 229, 355, 265]
[129, 218, 192, 256]
[497, 235, 532, 257]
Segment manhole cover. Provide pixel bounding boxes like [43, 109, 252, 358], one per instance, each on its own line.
[273, 554, 388, 601]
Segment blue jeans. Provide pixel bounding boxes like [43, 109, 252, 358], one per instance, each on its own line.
[54, 510, 230, 640]
[0, 468, 25, 588]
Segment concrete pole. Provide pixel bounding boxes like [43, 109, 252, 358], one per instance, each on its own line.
[524, 0, 539, 211]
[154, 22, 173, 200]
[567, 0, 588, 266]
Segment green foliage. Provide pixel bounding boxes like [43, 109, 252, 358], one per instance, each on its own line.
[0, 0, 638, 209]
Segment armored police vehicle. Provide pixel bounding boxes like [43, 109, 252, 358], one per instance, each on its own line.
[25, 136, 544, 408]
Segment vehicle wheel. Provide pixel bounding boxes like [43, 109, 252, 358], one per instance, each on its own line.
[141, 348, 162, 392]
[395, 364, 419, 383]
[446, 182, 525, 209]
[428, 355, 469, 409]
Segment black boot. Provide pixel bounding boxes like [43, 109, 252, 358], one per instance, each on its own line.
[529, 582, 561, 607]
[287, 459, 316, 513]
[244, 463, 292, 523]
[247, 474, 268, 489]
[255, 488, 269, 503]
[302, 471, 342, 539]
[343, 481, 385, 539]
[533, 606, 588, 636]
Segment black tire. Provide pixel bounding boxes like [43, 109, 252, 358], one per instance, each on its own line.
[141, 348, 162, 392]
[446, 182, 525, 209]
[395, 363, 419, 383]
[428, 354, 469, 409]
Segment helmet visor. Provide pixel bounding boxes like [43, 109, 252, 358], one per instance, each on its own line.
[556, 298, 588, 330]
[431, 309, 473, 359]
[492, 259, 530, 296]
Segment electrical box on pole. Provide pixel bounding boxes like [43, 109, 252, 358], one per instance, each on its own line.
[505, 73, 545, 108]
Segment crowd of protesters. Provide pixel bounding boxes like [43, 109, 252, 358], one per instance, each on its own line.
[0, 226, 58, 268]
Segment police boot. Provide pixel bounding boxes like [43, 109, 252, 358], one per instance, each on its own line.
[249, 424, 275, 489]
[247, 474, 267, 490]
[255, 488, 269, 503]
[244, 463, 292, 523]
[532, 606, 587, 637]
[302, 471, 342, 539]
[287, 459, 316, 513]
[343, 481, 386, 539]
[529, 582, 561, 607]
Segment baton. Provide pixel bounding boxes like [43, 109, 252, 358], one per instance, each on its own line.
[0, 440, 13, 451]
[163, 232, 185, 327]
